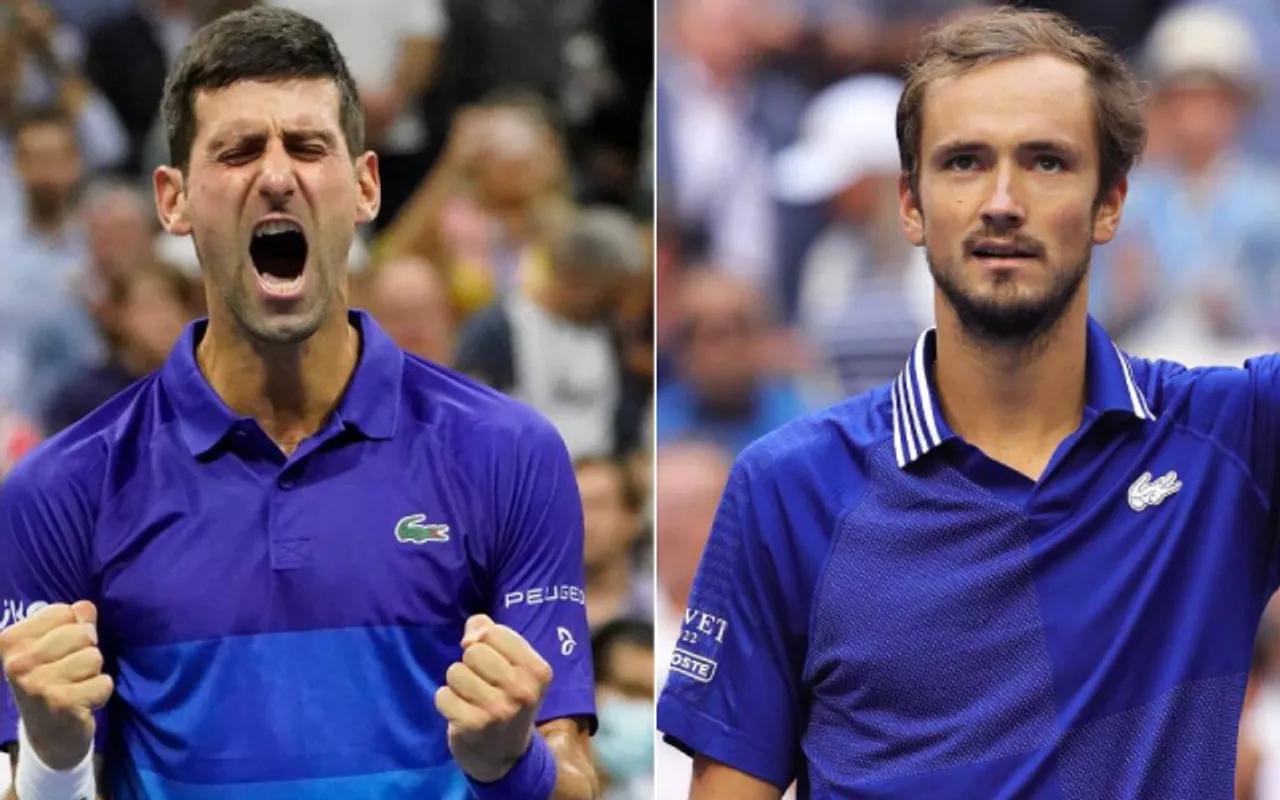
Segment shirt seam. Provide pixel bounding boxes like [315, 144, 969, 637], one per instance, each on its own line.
[1168, 420, 1270, 513]
[799, 435, 883, 688]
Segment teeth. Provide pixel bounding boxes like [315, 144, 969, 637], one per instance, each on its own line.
[254, 220, 302, 237]
[259, 273, 304, 293]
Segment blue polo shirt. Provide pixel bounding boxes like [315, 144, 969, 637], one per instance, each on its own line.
[657, 317, 1280, 799]
[0, 310, 596, 800]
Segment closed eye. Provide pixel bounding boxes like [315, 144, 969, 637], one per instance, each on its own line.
[290, 144, 327, 160]
[219, 149, 258, 166]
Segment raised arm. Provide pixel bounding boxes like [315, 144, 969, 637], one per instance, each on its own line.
[436, 409, 600, 799]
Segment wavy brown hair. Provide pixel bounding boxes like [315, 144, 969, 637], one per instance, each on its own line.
[897, 8, 1148, 206]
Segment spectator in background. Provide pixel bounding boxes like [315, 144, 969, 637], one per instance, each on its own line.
[1010, 0, 1174, 60]
[657, 0, 779, 290]
[1094, 4, 1280, 356]
[773, 74, 932, 399]
[0, 0, 126, 218]
[454, 206, 646, 459]
[591, 618, 655, 800]
[268, 0, 445, 228]
[788, 0, 989, 84]
[362, 255, 456, 366]
[84, 0, 199, 177]
[43, 259, 195, 433]
[427, 0, 574, 139]
[77, 179, 162, 315]
[657, 268, 807, 455]
[1213, 0, 1280, 166]
[590, 0, 654, 212]
[381, 96, 573, 318]
[0, 107, 102, 416]
[575, 455, 649, 629]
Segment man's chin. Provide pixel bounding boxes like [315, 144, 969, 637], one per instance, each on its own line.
[930, 255, 1088, 348]
[235, 305, 327, 347]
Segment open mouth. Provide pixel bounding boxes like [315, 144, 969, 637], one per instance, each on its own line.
[250, 219, 308, 296]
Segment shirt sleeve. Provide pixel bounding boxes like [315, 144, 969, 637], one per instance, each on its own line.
[656, 454, 807, 790]
[488, 412, 596, 731]
[0, 452, 104, 752]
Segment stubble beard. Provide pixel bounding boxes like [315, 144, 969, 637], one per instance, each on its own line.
[927, 242, 1092, 354]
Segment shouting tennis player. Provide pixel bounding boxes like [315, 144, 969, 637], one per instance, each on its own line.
[0, 7, 598, 800]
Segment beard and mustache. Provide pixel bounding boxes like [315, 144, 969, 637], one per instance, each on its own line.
[927, 232, 1092, 351]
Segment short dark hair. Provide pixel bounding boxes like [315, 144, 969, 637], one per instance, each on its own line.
[160, 6, 364, 173]
[552, 207, 645, 281]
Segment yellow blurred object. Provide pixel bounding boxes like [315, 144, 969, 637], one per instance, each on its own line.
[448, 243, 554, 320]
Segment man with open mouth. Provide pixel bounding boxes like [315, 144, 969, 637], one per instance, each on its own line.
[0, 7, 600, 800]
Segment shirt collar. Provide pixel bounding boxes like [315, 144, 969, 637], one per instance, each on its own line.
[892, 317, 1156, 469]
[162, 309, 404, 458]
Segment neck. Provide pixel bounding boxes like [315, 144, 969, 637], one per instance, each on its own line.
[28, 207, 68, 236]
[932, 297, 1089, 478]
[197, 308, 358, 453]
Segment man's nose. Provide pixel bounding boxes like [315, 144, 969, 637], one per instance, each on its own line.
[257, 144, 297, 208]
[979, 165, 1025, 232]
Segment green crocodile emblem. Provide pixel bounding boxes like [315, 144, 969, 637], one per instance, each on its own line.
[395, 514, 450, 544]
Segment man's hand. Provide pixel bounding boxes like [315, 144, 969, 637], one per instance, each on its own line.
[434, 614, 554, 782]
[0, 601, 113, 770]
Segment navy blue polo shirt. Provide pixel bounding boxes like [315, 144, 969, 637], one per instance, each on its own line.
[658, 317, 1280, 799]
[0, 310, 596, 799]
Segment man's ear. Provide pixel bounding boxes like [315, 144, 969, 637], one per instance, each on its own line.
[1092, 175, 1128, 246]
[354, 151, 381, 226]
[899, 171, 925, 247]
[154, 166, 192, 236]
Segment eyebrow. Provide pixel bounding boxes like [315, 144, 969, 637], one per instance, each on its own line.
[930, 138, 1081, 162]
[206, 127, 338, 152]
[283, 129, 338, 148]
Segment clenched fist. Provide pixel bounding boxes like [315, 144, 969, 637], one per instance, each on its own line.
[0, 601, 113, 769]
[435, 614, 554, 782]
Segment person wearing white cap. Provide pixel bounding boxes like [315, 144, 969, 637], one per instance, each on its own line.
[771, 75, 932, 400]
[1093, 2, 1280, 357]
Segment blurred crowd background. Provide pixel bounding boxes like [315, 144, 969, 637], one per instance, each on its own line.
[652, 0, 1280, 798]
[0, 0, 655, 798]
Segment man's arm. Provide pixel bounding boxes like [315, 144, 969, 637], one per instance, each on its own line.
[436, 616, 599, 800]
[690, 755, 783, 800]
[537, 718, 598, 800]
[656, 448, 817, 793]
